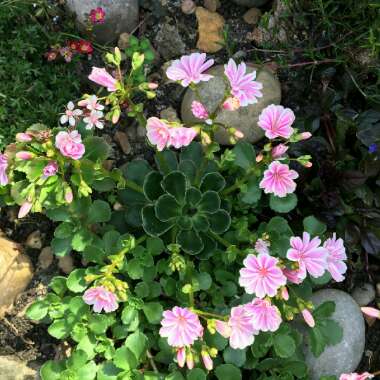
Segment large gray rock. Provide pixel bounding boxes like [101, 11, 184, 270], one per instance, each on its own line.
[232, 0, 269, 7]
[305, 289, 365, 380]
[0, 356, 37, 380]
[352, 283, 376, 306]
[66, 0, 139, 44]
[181, 64, 281, 145]
[155, 23, 186, 60]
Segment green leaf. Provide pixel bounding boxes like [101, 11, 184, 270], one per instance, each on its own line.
[48, 319, 71, 339]
[241, 177, 262, 205]
[67, 350, 88, 369]
[180, 142, 203, 167]
[122, 159, 152, 186]
[155, 194, 181, 221]
[46, 207, 71, 222]
[200, 172, 226, 192]
[198, 191, 220, 213]
[126, 258, 144, 279]
[84, 136, 111, 162]
[319, 319, 343, 346]
[313, 301, 335, 319]
[88, 314, 111, 335]
[142, 205, 174, 237]
[92, 177, 116, 192]
[233, 141, 255, 169]
[54, 222, 75, 239]
[125, 331, 148, 361]
[121, 306, 139, 326]
[195, 272, 212, 290]
[282, 361, 308, 378]
[177, 229, 204, 254]
[178, 160, 197, 184]
[273, 334, 296, 358]
[88, 200, 111, 223]
[166, 371, 185, 380]
[161, 171, 187, 203]
[143, 171, 164, 201]
[49, 276, 67, 296]
[303, 215, 327, 236]
[155, 150, 178, 175]
[309, 326, 326, 357]
[71, 229, 93, 252]
[269, 193, 298, 213]
[223, 347, 246, 367]
[146, 237, 165, 256]
[142, 302, 163, 324]
[26, 300, 48, 320]
[40, 360, 65, 380]
[215, 364, 242, 380]
[208, 210, 231, 234]
[83, 245, 105, 264]
[186, 187, 202, 207]
[51, 236, 72, 257]
[66, 269, 87, 293]
[97, 362, 121, 380]
[114, 346, 138, 371]
[192, 214, 209, 231]
[77, 334, 97, 360]
[187, 368, 206, 380]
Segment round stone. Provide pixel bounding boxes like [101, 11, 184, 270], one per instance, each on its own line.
[66, 0, 139, 44]
[232, 0, 269, 7]
[305, 289, 365, 380]
[181, 64, 281, 145]
[352, 283, 376, 306]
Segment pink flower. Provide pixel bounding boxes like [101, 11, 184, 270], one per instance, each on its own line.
[16, 151, 34, 160]
[258, 105, 295, 139]
[224, 59, 263, 107]
[83, 286, 118, 313]
[191, 101, 209, 120]
[225, 305, 258, 349]
[16, 133, 32, 142]
[255, 239, 270, 255]
[146, 117, 171, 151]
[169, 127, 198, 149]
[271, 144, 289, 159]
[259, 161, 299, 198]
[282, 268, 304, 284]
[201, 351, 213, 371]
[176, 347, 186, 368]
[55, 131, 85, 160]
[361, 307, 380, 319]
[43, 161, 58, 178]
[89, 67, 117, 92]
[78, 95, 104, 111]
[159, 307, 203, 347]
[245, 298, 282, 332]
[166, 53, 214, 87]
[89, 7, 106, 24]
[323, 233, 347, 282]
[83, 110, 104, 130]
[301, 309, 315, 328]
[0, 154, 8, 186]
[59, 47, 73, 63]
[18, 201, 32, 219]
[239, 253, 286, 298]
[60, 101, 83, 127]
[215, 319, 232, 338]
[287, 232, 328, 279]
[340, 373, 374, 380]
[222, 97, 241, 111]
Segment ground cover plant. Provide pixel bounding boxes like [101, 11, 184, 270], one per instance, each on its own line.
[0, 0, 379, 379]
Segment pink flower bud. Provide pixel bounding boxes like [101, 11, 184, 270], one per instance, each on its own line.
[222, 97, 240, 111]
[215, 320, 231, 338]
[16, 133, 33, 142]
[281, 287, 289, 301]
[361, 307, 380, 319]
[234, 130, 244, 139]
[302, 309, 315, 328]
[300, 132, 312, 140]
[65, 188, 73, 204]
[88, 67, 117, 92]
[271, 144, 288, 159]
[256, 153, 264, 163]
[148, 82, 158, 90]
[201, 351, 213, 371]
[304, 162, 312, 168]
[18, 201, 32, 218]
[186, 351, 194, 370]
[177, 347, 186, 368]
[191, 101, 209, 120]
[16, 151, 34, 160]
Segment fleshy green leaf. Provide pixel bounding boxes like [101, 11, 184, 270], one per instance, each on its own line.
[208, 210, 231, 234]
[198, 191, 220, 213]
[143, 171, 164, 201]
[155, 194, 181, 221]
[26, 300, 49, 320]
[187, 368, 206, 380]
[88, 200, 111, 223]
[142, 302, 163, 324]
[303, 215, 327, 236]
[232, 141, 255, 169]
[223, 347, 246, 367]
[142, 205, 174, 236]
[177, 229, 204, 254]
[200, 172, 226, 192]
[269, 193, 298, 213]
[66, 269, 87, 293]
[161, 171, 187, 203]
[84, 136, 111, 162]
[185, 187, 202, 207]
[273, 334, 296, 358]
[215, 364, 242, 380]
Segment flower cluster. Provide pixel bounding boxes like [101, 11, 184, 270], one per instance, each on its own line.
[45, 40, 94, 63]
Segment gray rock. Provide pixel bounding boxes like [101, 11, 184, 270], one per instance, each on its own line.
[155, 23, 186, 60]
[232, 0, 269, 7]
[181, 64, 281, 145]
[305, 289, 365, 380]
[66, 0, 139, 44]
[0, 356, 38, 380]
[352, 283, 376, 306]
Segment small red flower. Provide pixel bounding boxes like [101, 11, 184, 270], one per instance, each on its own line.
[89, 7, 106, 24]
[67, 40, 79, 51]
[45, 50, 58, 61]
[77, 40, 94, 55]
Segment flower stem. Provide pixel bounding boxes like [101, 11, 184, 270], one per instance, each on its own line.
[193, 309, 227, 320]
[125, 179, 144, 194]
[208, 231, 232, 248]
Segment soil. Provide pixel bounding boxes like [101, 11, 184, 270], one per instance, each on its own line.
[1, 0, 379, 375]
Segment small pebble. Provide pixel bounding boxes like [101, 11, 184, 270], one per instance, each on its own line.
[25, 230, 42, 249]
[243, 8, 262, 25]
[118, 32, 130, 49]
[38, 247, 54, 270]
[58, 255, 74, 274]
[203, 0, 221, 12]
[181, 0, 196, 14]
[114, 131, 132, 155]
[352, 283, 376, 307]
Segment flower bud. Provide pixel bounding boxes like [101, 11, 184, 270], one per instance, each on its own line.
[65, 187, 73, 204]
[16, 151, 34, 160]
[222, 97, 240, 111]
[303, 162, 312, 168]
[271, 144, 288, 158]
[16, 133, 33, 142]
[300, 132, 312, 140]
[281, 286, 289, 301]
[209, 348, 218, 357]
[234, 130, 244, 139]
[301, 309, 315, 327]
[18, 201, 32, 218]
[186, 351, 194, 370]
[215, 320, 231, 338]
[361, 307, 380, 319]
[256, 153, 264, 163]
[147, 82, 158, 90]
[201, 350, 213, 371]
[177, 347, 186, 368]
